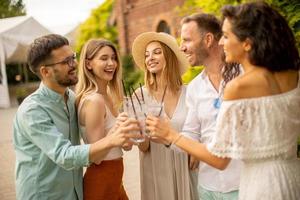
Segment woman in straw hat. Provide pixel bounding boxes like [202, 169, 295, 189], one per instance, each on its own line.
[132, 32, 198, 200]
[76, 39, 136, 200]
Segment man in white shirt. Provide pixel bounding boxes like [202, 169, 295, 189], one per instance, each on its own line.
[180, 13, 241, 200]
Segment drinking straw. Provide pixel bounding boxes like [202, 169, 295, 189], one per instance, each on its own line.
[128, 87, 143, 135]
[128, 87, 138, 117]
[121, 80, 129, 111]
[131, 86, 147, 117]
[121, 80, 128, 97]
[130, 86, 142, 108]
[158, 85, 167, 117]
[139, 83, 144, 103]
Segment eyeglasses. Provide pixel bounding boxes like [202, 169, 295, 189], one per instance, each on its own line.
[44, 53, 76, 67]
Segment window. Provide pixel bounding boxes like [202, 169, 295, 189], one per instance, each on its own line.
[156, 21, 171, 34]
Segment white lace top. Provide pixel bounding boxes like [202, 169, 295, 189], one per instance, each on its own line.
[208, 72, 300, 200]
[208, 87, 300, 161]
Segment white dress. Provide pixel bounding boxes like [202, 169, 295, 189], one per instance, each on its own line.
[140, 86, 198, 200]
[208, 75, 300, 200]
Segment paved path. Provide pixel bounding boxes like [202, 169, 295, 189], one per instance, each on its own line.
[0, 107, 17, 200]
[0, 107, 141, 200]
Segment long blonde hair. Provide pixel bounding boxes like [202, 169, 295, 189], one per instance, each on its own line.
[75, 39, 123, 107]
[144, 41, 182, 95]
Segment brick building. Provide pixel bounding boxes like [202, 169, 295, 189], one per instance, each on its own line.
[112, 0, 186, 56]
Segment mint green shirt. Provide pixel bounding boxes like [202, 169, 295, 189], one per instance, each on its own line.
[13, 83, 90, 200]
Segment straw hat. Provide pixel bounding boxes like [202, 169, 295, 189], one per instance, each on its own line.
[131, 32, 188, 75]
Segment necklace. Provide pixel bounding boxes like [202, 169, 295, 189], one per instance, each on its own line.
[213, 83, 224, 110]
[213, 97, 222, 109]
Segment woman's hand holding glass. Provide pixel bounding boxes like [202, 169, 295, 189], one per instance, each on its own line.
[123, 97, 147, 143]
[145, 115, 176, 145]
[107, 112, 142, 148]
[116, 112, 135, 150]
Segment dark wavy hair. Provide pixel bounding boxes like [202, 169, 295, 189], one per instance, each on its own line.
[27, 34, 69, 76]
[182, 13, 240, 85]
[221, 2, 300, 72]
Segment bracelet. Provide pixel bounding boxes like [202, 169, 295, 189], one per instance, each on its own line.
[172, 134, 183, 145]
[164, 142, 171, 148]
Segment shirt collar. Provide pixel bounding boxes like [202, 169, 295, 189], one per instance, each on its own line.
[39, 82, 70, 102]
[200, 68, 225, 95]
[199, 69, 207, 79]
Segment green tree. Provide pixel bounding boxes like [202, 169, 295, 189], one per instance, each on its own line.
[0, 0, 26, 18]
[122, 55, 144, 93]
[75, 0, 117, 53]
[76, 0, 144, 91]
[182, 66, 204, 84]
[267, 0, 300, 51]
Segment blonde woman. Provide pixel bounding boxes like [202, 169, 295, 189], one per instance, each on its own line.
[132, 32, 198, 200]
[76, 39, 131, 200]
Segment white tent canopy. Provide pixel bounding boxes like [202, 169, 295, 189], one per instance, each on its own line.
[64, 24, 80, 48]
[0, 16, 51, 108]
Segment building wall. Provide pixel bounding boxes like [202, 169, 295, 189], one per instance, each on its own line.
[114, 0, 185, 55]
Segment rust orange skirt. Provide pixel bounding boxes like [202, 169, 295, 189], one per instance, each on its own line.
[83, 158, 128, 200]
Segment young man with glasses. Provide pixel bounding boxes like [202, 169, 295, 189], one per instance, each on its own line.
[13, 34, 140, 200]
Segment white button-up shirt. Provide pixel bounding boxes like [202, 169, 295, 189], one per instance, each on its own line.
[181, 70, 241, 193]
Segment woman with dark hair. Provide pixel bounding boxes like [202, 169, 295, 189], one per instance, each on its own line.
[146, 2, 300, 200]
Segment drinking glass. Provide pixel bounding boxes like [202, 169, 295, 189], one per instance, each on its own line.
[144, 103, 164, 137]
[123, 97, 146, 143]
[146, 103, 163, 117]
